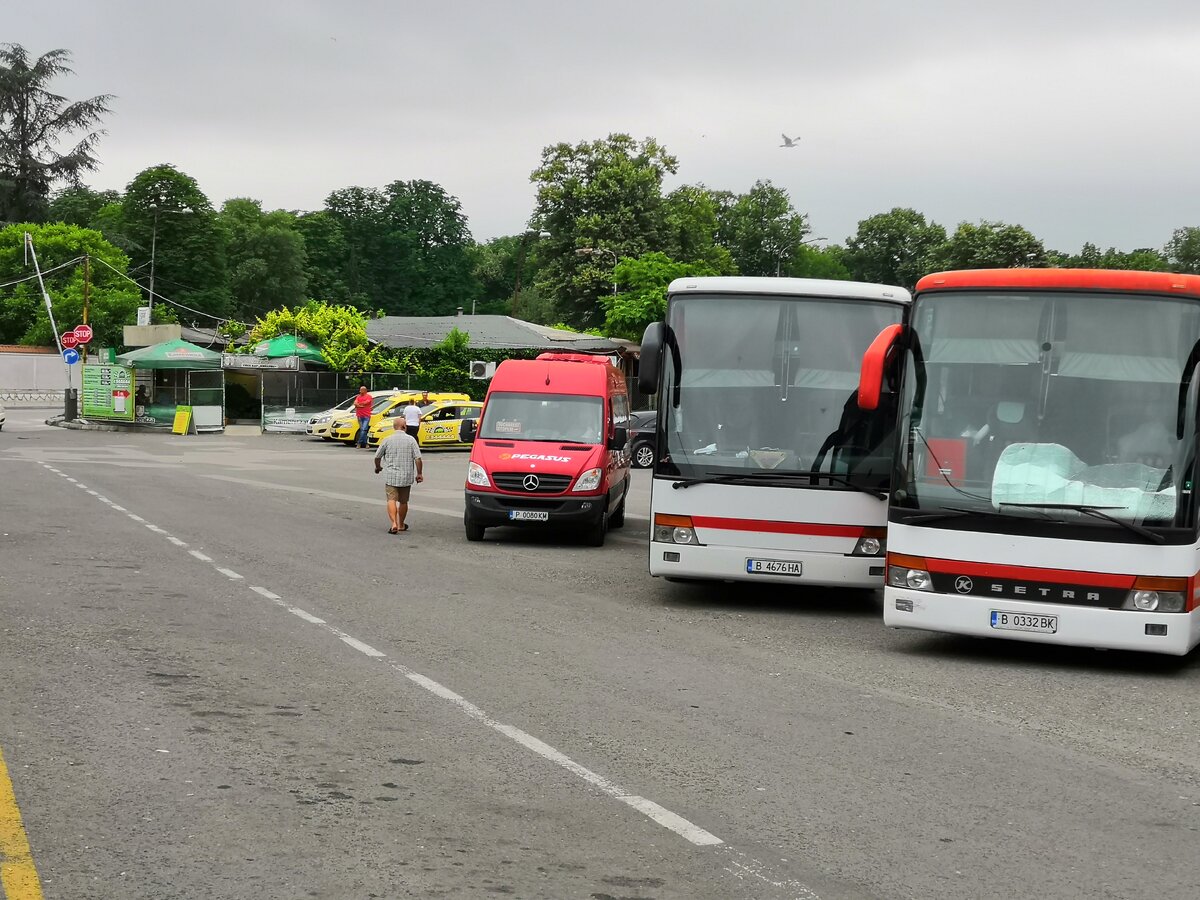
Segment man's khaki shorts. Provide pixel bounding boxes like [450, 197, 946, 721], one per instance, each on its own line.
[385, 484, 412, 502]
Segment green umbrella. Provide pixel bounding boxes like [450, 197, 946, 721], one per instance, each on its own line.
[115, 339, 222, 370]
[252, 334, 326, 363]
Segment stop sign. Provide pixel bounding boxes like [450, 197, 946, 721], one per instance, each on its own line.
[60, 332, 79, 349]
[73, 324, 94, 345]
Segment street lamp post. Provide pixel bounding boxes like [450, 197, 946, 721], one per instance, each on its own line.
[146, 203, 193, 313]
[575, 246, 619, 295]
[775, 235, 828, 276]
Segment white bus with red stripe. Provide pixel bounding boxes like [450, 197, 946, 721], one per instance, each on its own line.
[859, 268, 1200, 655]
[637, 277, 911, 587]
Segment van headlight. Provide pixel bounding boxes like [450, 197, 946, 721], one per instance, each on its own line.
[467, 462, 491, 487]
[573, 468, 602, 492]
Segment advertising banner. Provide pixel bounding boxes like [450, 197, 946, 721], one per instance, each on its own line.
[81, 365, 136, 420]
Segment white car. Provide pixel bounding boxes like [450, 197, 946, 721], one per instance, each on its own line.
[306, 389, 400, 439]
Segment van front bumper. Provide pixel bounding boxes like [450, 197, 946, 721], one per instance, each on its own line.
[464, 489, 605, 527]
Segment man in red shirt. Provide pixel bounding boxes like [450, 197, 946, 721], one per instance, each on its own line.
[353, 385, 373, 449]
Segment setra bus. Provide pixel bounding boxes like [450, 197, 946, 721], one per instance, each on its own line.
[638, 276, 910, 587]
[858, 268, 1200, 655]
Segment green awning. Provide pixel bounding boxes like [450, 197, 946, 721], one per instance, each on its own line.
[252, 334, 327, 363]
[116, 339, 223, 370]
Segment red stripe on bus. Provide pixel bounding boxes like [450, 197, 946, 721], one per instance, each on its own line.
[692, 517, 864, 538]
[921, 557, 1136, 589]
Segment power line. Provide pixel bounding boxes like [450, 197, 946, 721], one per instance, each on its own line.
[89, 255, 232, 323]
[0, 256, 86, 290]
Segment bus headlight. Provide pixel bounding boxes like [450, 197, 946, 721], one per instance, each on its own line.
[653, 514, 703, 546]
[851, 528, 886, 556]
[887, 553, 932, 592]
[1123, 577, 1187, 612]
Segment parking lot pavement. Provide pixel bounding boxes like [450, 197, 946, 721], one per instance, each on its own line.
[1, 424, 1199, 899]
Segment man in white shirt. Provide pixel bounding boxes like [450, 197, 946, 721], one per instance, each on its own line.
[373, 423, 423, 533]
[402, 398, 424, 437]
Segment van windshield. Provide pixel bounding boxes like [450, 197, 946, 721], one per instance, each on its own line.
[480, 393, 604, 443]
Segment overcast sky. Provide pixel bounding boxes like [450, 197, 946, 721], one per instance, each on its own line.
[14, 1, 1200, 252]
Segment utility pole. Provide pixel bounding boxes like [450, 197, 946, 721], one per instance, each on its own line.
[82, 254, 91, 364]
[25, 232, 73, 417]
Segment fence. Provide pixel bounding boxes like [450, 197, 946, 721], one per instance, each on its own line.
[257, 371, 457, 432]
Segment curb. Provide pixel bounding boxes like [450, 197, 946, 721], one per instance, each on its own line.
[46, 417, 123, 432]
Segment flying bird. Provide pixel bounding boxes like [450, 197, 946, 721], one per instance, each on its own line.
[779, 133, 801, 148]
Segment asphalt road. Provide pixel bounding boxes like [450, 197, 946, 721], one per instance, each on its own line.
[1, 408, 1199, 900]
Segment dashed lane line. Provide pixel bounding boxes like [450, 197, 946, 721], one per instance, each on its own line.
[37, 460, 821, 896]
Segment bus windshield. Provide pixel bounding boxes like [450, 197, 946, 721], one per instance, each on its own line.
[658, 293, 904, 488]
[895, 290, 1200, 539]
[479, 392, 604, 444]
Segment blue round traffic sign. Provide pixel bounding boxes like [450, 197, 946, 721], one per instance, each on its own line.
[63, 348, 80, 365]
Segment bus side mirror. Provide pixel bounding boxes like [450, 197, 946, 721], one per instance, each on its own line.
[638, 322, 664, 395]
[858, 324, 905, 411]
[609, 426, 628, 450]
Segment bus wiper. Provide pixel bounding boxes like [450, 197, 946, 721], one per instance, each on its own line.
[997, 502, 1166, 545]
[898, 505, 1009, 525]
[805, 471, 887, 500]
[672, 470, 886, 499]
[672, 472, 808, 490]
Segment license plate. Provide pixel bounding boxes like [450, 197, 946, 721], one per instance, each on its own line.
[746, 558, 802, 576]
[990, 610, 1058, 634]
[509, 510, 549, 522]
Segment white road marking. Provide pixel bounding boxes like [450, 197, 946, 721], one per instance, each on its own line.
[41, 463, 832, 892]
[110, 504, 126, 511]
[145, 524, 167, 534]
[86, 489, 98, 496]
[66, 478, 77, 483]
[391, 662, 723, 846]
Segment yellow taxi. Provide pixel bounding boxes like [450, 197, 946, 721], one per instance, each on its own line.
[368, 400, 483, 449]
[329, 392, 470, 444]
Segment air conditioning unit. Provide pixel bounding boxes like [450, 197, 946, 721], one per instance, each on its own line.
[469, 360, 497, 379]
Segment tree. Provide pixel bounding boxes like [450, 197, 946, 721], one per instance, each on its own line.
[0, 222, 155, 347]
[376, 179, 476, 316]
[926, 220, 1046, 271]
[530, 133, 678, 329]
[843, 208, 947, 289]
[787, 244, 853, 281]
[663, 184, 736, 273]
[47, 184, 120, 228]
[1164, 227, 1200, 274]
[1051, 242, 1170, 272]
[323, 185, 386, 302]
[0, 44, 112, 223]
[219, 198, 308, 318]
[714, 179, 810, 277]
[120, 164, 232, 318]
[602, 251, 717, 340]
[295, 210, 353, 303]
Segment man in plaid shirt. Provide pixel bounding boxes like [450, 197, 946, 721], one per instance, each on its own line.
[373, 421, 424, 533]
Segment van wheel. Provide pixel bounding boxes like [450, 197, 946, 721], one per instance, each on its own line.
[609, 481, 629, 529]
[465, 513, 486, 542]
[585, 511, 608, 547]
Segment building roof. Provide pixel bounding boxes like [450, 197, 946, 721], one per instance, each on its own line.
[366, 315, 622, 352]
[666, 276, 911, 304]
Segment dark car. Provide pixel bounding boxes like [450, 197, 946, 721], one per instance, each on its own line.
[628, 409, 657, 469]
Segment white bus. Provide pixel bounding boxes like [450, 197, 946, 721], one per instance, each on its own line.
[638, 277, 911, 587]
[859, 268, 1200, 655]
